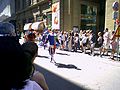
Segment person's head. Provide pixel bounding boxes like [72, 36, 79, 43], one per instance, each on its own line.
[27, 32, 36, 42]
[75, 33, 79, 37]
[105, 28, 108, 32]
[0, 22, 16, 36]
[22, 42, 38, 63]
[98, 32, 102, 36]
[112, 31, 115, 35]
[0, 22, 33, 90]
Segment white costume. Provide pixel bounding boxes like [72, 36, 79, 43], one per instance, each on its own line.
[12, 80, 43, 90]
[23, 80, 43, 90]
[103, 31, 110, 49]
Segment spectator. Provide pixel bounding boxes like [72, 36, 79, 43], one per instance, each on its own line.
[89, 30, 96, 56]
[24, 29, 36, 42]
[22, 41, 49, 90]
[74, 33, 79, 52]
[109, 31, 118, 60]
[102, 28, 110, 56]
[97, 32, 103, 57]
[0, 22, 42, 90]
[81, 33, 89, 53]
[68, 32, 72, 51]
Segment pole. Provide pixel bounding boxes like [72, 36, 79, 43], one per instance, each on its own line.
[116, 25, 120, 61]
[117, 25, 120, 61]
[117, 37, 119, 61]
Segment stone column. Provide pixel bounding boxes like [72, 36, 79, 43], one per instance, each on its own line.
[62, 0, 72, 32]
[72, 0, 80, 30]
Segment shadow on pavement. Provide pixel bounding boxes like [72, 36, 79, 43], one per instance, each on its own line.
[56, 52, 70, 56]
[37, 55, 49, 59]
[55, 63, 81, 70]
[34, 64, 88, 90]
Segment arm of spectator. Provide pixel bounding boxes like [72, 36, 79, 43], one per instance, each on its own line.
[31, 71, 49, 90]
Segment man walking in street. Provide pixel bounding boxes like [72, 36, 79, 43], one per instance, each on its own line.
[45, 29, 60, 63]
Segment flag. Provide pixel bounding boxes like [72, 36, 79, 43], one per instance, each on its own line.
[113, 25, 120, 38]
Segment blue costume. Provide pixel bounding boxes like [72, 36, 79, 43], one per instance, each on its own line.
[46, 32, 59, 63]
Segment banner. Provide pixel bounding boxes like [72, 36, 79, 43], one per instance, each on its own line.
[52, 2, 60, 30]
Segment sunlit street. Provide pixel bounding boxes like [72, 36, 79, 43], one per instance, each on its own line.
[34, 47, 120, 90]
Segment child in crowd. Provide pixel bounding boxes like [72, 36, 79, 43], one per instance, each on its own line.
[22, 41, 49, 90]
[102, 28, 110, 56]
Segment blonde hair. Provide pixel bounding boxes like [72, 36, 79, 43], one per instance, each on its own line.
[98, 32, 102, 36]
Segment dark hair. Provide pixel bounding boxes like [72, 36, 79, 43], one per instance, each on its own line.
[27, 32, 36, 41]
[22, 41, 38, 60]
[112, 31, 115, 34]
[105, 28, 108, 32]
[0, 37, 32, 89]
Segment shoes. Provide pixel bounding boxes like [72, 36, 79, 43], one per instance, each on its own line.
[50, 57, 56, 63]
[50, 60, 56, 63]
[100, 54, 102, 57]
[109, 56, 114, 60]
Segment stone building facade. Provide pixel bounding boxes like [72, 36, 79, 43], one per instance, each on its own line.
[2, 0, 120, 34]
[14, 0, 51, 32]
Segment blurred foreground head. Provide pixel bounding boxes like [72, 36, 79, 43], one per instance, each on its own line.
[22, 41, 38, 62]
[0, 22, 16, 36]
[0, 22, 32, 89]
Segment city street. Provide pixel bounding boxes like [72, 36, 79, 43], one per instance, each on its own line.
[1, 0, 120, 90]
[34, 47, 120, 90]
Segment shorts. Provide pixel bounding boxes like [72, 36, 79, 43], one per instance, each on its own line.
[49, 46, 55, 55]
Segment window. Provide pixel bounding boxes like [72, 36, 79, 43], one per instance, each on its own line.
[80, 4, 97, 31]
[26, 0, 31, 6]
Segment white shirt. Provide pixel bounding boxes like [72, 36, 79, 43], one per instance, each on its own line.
[12, 80, 43, 90]
[103, 32, 110, 42]
[22, 80, 43, 90]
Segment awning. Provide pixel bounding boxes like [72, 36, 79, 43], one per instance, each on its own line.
[31, 22, 45, 31]
[23, 23, 32, 30]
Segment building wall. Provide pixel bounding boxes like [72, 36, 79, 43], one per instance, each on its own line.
[62, 0, 80, 32]
[62, 0, 101, 33]
[0, 0, 15, 21]
[63, 0, 71, 31]
[105, 0, 119, 31]
[3, 0, 118, 33]
[15, 0, 49, 31]
[71, 0, 80, 31]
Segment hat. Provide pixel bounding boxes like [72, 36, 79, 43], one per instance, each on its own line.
[0, 22, 16, 36]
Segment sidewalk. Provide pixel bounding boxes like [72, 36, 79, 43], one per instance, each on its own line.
[34, 47, 120, 90]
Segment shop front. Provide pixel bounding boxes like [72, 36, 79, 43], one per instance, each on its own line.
[80, 4, 97, 32]
[61, 0, 105, 34]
